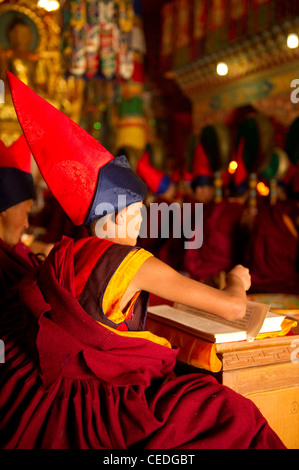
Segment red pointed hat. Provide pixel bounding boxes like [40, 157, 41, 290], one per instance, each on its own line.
[233, 138, 247, 187]
[6, 71, 116, 225]
[183, 169, 193, 183]
[0, 134, 31, 172]
[171, 169, 181, 184]
[192, 143, 214, 178]
[7, 71, 147, 225]
[191, 143, 214, 188]
[136, 149, 170, 195]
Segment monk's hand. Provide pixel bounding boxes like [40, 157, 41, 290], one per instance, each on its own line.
[226, 265, 251, 291]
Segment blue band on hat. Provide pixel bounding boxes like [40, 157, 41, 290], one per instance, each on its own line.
[229, 178, 248, 197]
[0, 167, 35, 212]
[84, 155, 147, 224]
[156, 174, 171, 196]
[191, 175, 214, 190]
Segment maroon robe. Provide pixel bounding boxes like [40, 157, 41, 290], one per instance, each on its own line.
[184, 200, 248, 281]
[29, 190, 88, 244]
[0, 236, 286, 449]
[137, 197, 173, 259]
[246, 200, 299, 294]
[0, 238, 40, 299]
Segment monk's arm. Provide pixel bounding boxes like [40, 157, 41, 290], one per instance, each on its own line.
[127, 257, 250, 322]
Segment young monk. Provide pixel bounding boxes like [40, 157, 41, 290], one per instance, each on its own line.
[88, 202, 250, 323]
[0, 71, 286, 450]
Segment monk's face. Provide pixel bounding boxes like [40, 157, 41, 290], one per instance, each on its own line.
[0, 199, 33, 247]
[92, 201, 144, 246]
[194, 185, 214, 203]
[122, 202, 144, 245]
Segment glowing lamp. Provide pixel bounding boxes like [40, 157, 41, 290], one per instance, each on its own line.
[37, 0, 60, 12]
[257, 182, 270, 197]
[287, 33, 299, 49]
[228, 161, 238, 174]
[217, 62, 228, 76]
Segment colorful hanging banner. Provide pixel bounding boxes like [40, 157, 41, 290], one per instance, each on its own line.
[85, 0, 100, 78]
[69, 0, 87, 30]
[118, 0, 134, 33]
[68, 0, 87, 76]
[62, 0, 143, 81]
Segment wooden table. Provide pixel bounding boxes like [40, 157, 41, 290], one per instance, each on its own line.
[214, 334, 299, 449]
[148, 297, 299, 448]
[174, 334, 299, 449]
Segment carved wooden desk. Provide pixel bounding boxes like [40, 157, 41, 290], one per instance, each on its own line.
[148, 296, 299, 448]
[214, 335, 299, 449]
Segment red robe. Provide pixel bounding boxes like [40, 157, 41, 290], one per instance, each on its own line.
[184, 200, 248, 281]
[29, 190, 88, 243]
[246, 200, 299, 294]
[0, 236, 286, 449]
[0, 238, 40, 299]
[137, 197, 173, 259]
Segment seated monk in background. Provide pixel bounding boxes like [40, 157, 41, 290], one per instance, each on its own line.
[0, 71, 286, 450]
[246, 163, 299, 295]
[0, 136, 40, 297]
[135, 148, 179, 264]
[184, 141, 250, 286]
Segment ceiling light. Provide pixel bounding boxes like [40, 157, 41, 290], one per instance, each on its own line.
[287, 33, 299, 49]
[217, 62, 228, 76]
[37, 0, 60, 12]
